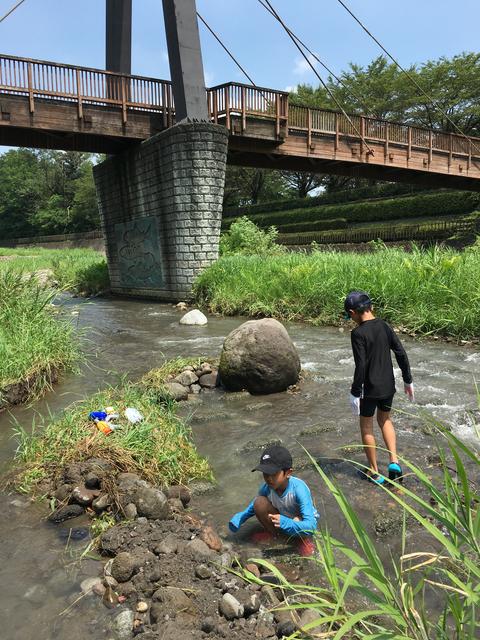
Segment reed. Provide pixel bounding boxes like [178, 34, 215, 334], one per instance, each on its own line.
[195, 243, 480, 338]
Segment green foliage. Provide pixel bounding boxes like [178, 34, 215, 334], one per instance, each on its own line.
[194, 244, 480, 338]
[254, 423, 480, 639]
[13, 368, 213, 492]
[219, 216, 284, 256]
[0, 149, 99, 238]
[0, 270, 80, 398]
[223, 183, 424, 219]
[291, 52, 480, 137]
[276, 218, 348, 233]
[227, 191, 480, 230]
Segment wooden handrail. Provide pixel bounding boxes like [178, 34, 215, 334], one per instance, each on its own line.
[0, 53, 478, 160]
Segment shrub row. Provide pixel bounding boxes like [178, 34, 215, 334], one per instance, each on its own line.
[223, 183, 429, 218]
[223, 191, 480, 230]
[276, 218, 348, 233]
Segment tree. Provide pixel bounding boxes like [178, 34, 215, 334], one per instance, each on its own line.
[223, 166, 288, 207]
[279, 171, 323, 198]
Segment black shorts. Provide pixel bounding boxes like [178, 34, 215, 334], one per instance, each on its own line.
[360, 395, 394, 417]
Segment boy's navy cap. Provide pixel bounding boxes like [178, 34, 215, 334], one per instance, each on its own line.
[252, 445, 293, 474]
[344, 290, 372, 313]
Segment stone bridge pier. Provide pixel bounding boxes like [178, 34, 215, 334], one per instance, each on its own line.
[94, 121, 228, 300]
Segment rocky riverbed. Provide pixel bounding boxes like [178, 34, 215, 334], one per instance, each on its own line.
[43, 458, 319, 640]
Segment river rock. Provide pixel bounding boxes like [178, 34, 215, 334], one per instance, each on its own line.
[185, 538, 214, 562]
[54, 483, 73, 502]
[198, 371, 218, 389]
[163, 382, 189, 401]
[199, 525, 223, 551]
[48, 503, 84, 523]
[80, 576, 104, 596]
[123, 502, 138, 519]
[219, 592, 244, 620]
[174, 370, 198, 386]
[195, 564, 212, 579]
[72, 485, 100, 506]
[179, 309, 208, 325]
[298, 608, 325, 635]
[111, 552, 135, 583]
[219, 319, 301, 394]
[92, 494, 112, 513]
[134, 485, 169, 520]
[113, 609, 135, 640]
[167, 485, 191, 507]
[154, 533, 179, 555]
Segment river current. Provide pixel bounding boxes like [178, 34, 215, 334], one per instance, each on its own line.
[0, 297, 478, 639]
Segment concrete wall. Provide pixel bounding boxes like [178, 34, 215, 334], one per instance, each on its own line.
[94, 121, 228, 300]
[0, 230, 105, 252]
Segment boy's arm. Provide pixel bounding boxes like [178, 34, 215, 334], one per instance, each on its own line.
[278, 481, 318, 537]
[229, 484, 269, 532]
[388, 326, 413, 383]
[350, 331, 366, 397]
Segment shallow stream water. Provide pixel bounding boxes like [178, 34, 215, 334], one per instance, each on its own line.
[0, 297, 478, 639]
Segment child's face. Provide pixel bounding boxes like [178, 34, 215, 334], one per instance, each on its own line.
[263, 468, 291, 492]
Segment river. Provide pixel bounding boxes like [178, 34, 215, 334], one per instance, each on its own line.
[0, 296, 478, 639]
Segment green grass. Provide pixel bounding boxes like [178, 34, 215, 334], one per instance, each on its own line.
[0, 247, 109, 295]
[13, 359, 213, 493]
[194, 243, 480, 339]
[0, 270, 80, 401]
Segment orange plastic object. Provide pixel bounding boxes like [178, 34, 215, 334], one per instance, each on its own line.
[96, 420, 113, 435]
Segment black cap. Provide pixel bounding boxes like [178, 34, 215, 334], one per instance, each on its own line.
[344, 290, 372, 313]
[252, 445, 293, 474]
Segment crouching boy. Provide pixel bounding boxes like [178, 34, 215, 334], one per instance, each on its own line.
[228, 445, 318, 556]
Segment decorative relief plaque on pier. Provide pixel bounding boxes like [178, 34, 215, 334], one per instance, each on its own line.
[115, 216, 164, 289]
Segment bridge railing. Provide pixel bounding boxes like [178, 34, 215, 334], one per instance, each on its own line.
[207, 82, 288, 136]
[288, 104, 479, 161]
[0, 54, 175, 125]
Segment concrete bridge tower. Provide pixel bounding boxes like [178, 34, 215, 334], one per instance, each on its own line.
[94, 0, 228, 300]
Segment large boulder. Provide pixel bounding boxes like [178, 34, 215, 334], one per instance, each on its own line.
[179, 309, 207, 325]
[218, 318, 300, 394]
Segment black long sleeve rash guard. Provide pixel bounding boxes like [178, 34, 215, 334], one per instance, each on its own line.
[350, 318, 413, 399]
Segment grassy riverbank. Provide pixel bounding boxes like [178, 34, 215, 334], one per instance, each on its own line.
[195, 243, 480, 339]
[0, 271, 80, 407]
[13, 358, 212, 493]
[0, 247, 109, 295]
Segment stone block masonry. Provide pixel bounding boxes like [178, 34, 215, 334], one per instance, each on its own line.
[93, 122, 228, 300]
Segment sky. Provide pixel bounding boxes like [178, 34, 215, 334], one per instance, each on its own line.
[0, 0, 478, 151]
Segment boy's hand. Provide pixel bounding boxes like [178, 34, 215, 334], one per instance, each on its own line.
[349, 393, 360, 416]
[404, 382, 415, 402]
[268, 513, 281, 528]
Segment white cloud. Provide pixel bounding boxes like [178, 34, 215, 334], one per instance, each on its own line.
[293, 53, 319, 76]
[284, 85, 298, 93]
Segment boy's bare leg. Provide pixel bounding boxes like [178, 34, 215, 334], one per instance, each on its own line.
[377, 410, 398, 463]
[359, 416, 378, 473]
[254, 496, 280, 535]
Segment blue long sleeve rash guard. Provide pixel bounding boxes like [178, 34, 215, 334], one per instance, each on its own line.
[229, 476, 318, 538]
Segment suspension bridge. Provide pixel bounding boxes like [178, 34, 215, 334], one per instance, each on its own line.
[0, 0, 478, 301]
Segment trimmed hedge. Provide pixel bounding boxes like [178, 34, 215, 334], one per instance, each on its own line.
[223, 191, 480, 230]
[223, 183, 428, 218]
[276, 218, 348, 233]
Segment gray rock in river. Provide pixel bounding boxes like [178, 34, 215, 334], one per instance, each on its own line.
[163, 381, 189, 401]
[48, 503, 84, 523]
[218, 318, 301, 394]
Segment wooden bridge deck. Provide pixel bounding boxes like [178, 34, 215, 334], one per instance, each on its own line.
[1, 54, 479, 190]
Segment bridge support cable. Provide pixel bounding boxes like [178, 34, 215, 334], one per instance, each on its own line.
[196, 12, 257, 86]
[257, 0, 371, 116]
[258, 0, 375, 156]
[0, 0, 27, 24]
[335, 0, 480, 158]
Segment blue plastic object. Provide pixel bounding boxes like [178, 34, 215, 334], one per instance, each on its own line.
[89, 411, 107, 422]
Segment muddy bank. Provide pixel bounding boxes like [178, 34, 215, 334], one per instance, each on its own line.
[40, 458, 319, 640]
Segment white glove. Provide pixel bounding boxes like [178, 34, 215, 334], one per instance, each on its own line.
[349, 393, 360, 416]
[404, 382, 415, 403]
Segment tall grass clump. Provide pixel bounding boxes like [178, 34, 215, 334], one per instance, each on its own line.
[195, 242, 480, 339]
[0, 270, 79, 402]
[13, 360, 212, 493]
[219, 216, 285, 257]
[245, 421, 479, 639]
[0, 247, 109, 296]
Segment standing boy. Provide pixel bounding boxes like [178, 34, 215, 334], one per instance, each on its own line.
[228, 445, 318, 556]
[344, 291, 414, 485]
